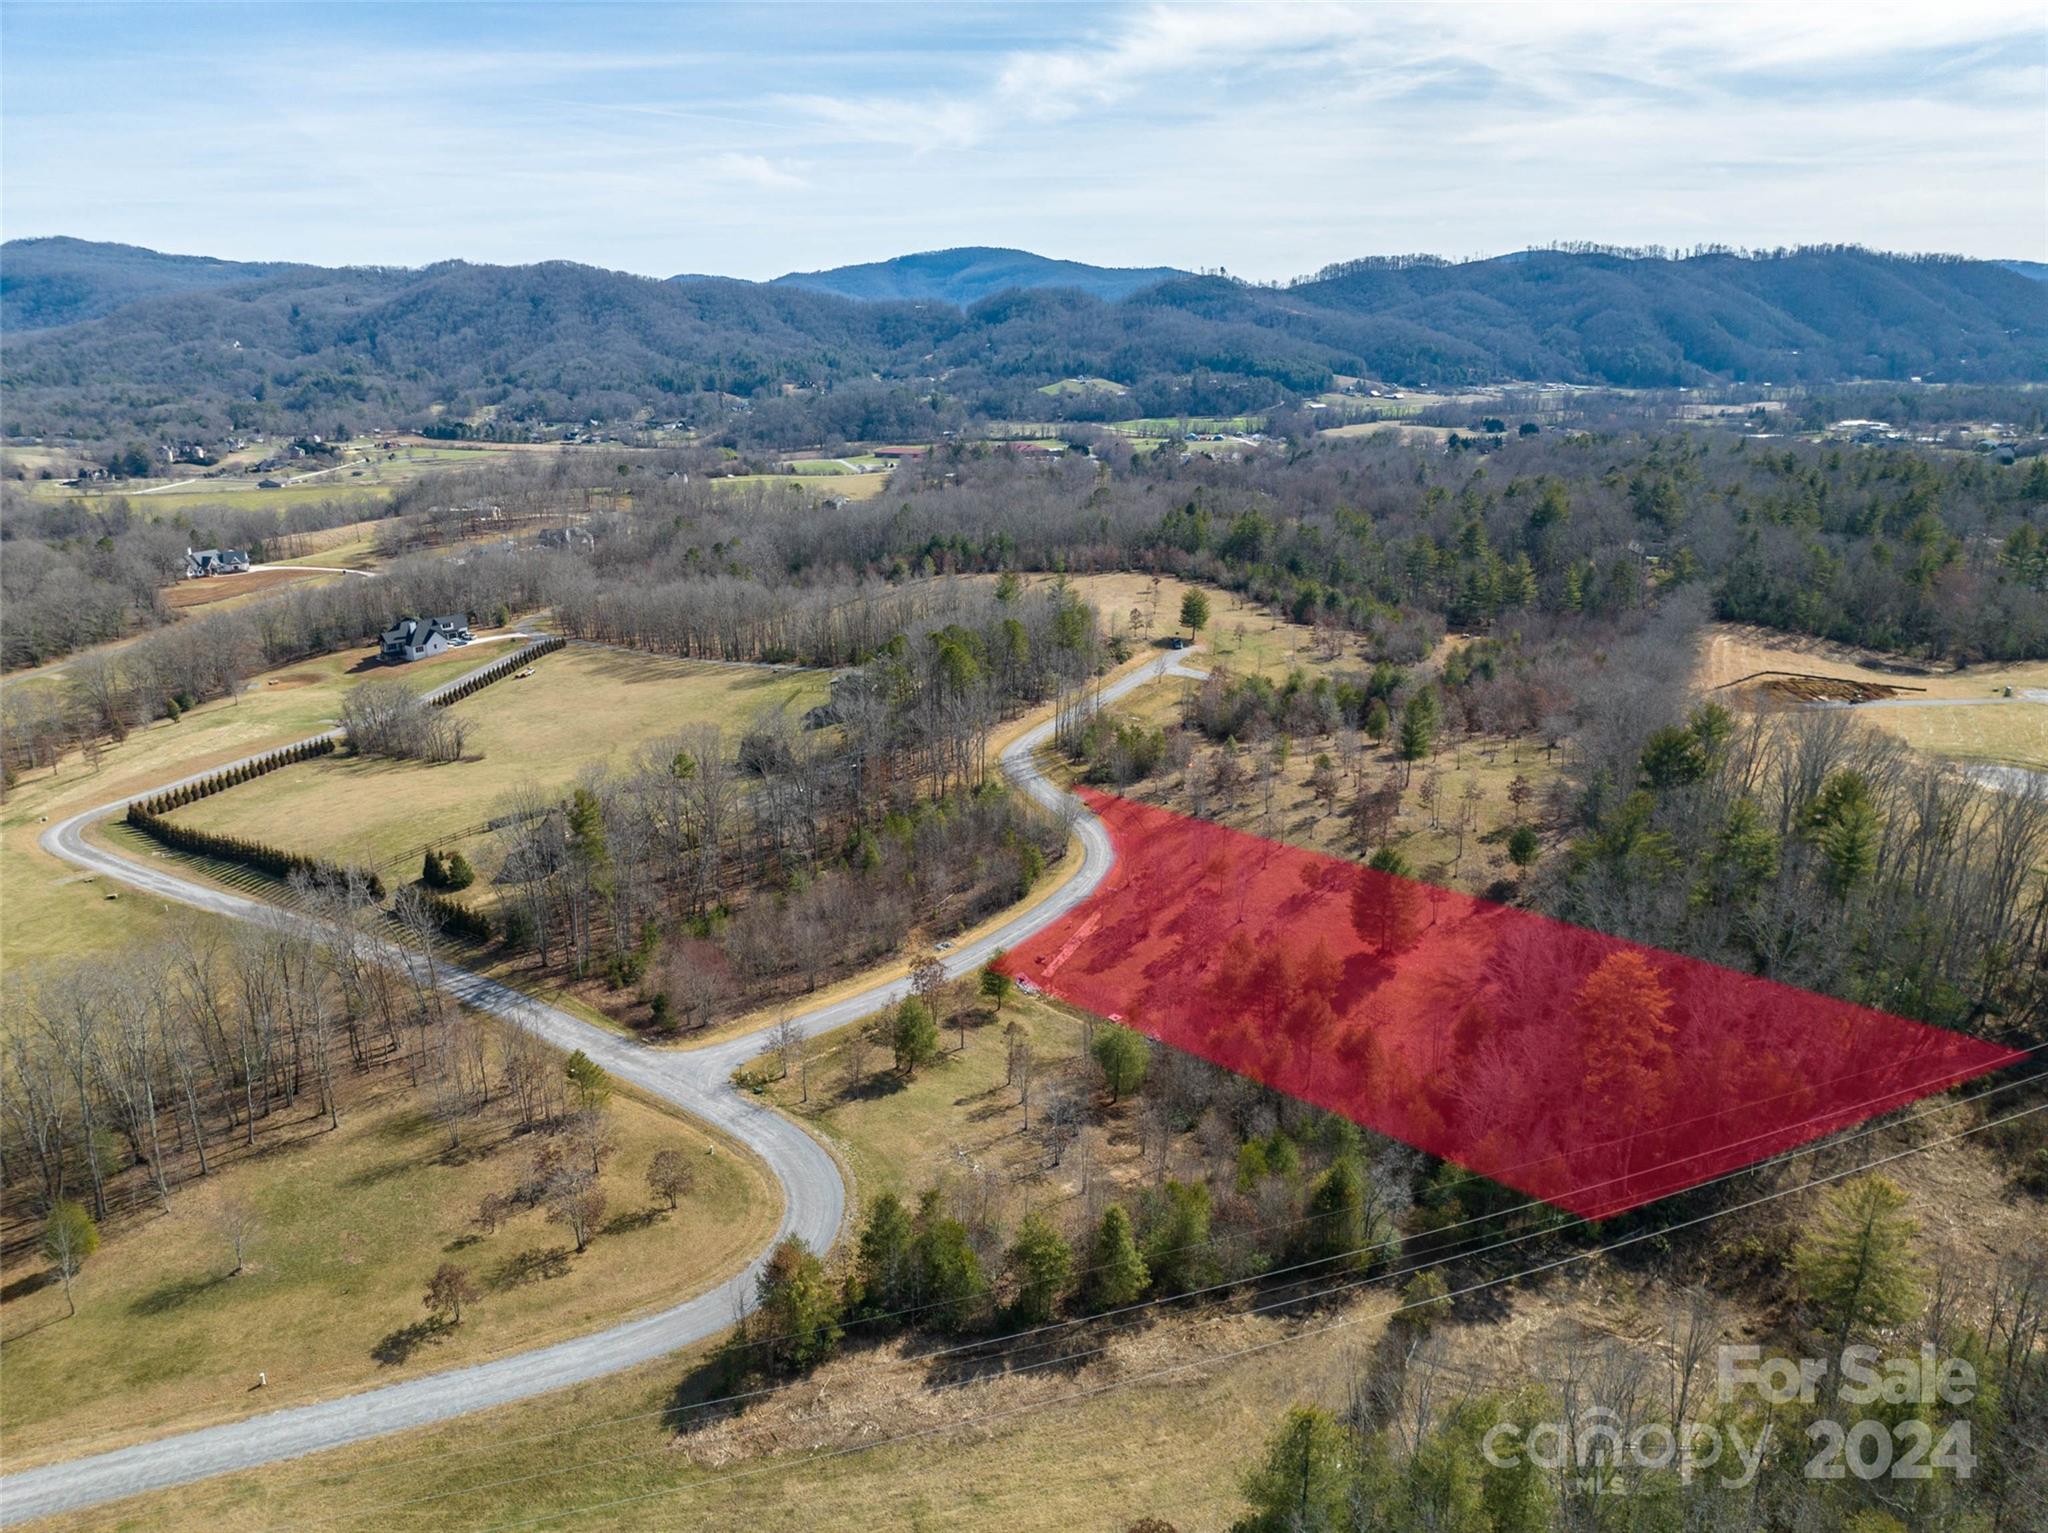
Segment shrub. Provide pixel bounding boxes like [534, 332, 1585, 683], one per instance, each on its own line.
[125, 804, 382, 897]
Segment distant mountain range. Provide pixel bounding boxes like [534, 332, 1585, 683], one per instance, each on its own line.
[3, 238, 2042, 442]
[1, 236, 309, 331]
[755, 247, 1189, 307]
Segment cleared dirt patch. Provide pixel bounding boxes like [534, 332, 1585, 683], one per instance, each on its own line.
[1715, 669, 1921, 704]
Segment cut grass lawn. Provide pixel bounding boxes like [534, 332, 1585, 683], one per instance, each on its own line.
[0, 1053, 776, 1469]
[1, 644, 495, 983]
[52, 1306, 1346, 1533]
[1863, 698, 2048, 771]
[166, 645, 830, 891]
[59, 1110, 2035, 1533]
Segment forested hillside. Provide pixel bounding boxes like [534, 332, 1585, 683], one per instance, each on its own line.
[0, 237, 307, 331]
[4, 241, 2041, 441]
[765, 246, 1187, 305]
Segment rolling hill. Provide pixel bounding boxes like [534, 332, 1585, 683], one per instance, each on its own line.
[762, 246, 1187, 306]
[4, 240, 2042, 441]
[1, 237, 310, 331]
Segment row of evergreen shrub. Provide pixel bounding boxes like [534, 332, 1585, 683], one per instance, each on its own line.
[426, 635, 565, 708]
[132, 736, 338, 815]
[124, 804, 385, 899]
[418, 890, 492, 942]
[122, 638, 561, 920]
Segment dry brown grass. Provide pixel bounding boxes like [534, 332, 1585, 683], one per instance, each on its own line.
[1697, 624, 2047, 770]
[0, 1040, 776, 1469]
[163, 567, 335, 610]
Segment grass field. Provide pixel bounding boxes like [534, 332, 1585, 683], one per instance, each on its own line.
[759, 991, 1088, 1202]
[54, 1298, 1347, 1533]
[21, 442, 536, 513]
[1698, 625, 2048, 770]
[1105, 414, 1265, 438]
[0, 1053, 774, 1469]
[1043, 571, 1341, 684]
[707, 470, 894, 501]
[167, 646, 830, 891]
[1035, 376, 1131, 399]
[1318, 420, 1457, 445]
[1867, 699, 2048, 770]
[48, 1100, 2036, 1533]
[163, 567, 341, 611]
[1, 645, 494, 981]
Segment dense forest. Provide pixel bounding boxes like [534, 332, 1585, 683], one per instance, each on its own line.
[4, 240, 2042, 441]
[7, 423, 2045, 758]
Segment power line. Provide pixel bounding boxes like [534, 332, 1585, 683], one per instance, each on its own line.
[448, 1100, 2047, 1533]
[211, 1038, 2046, 1504]
[232, 1079, 2045, 1533]
[44, 1025, 2044, 1508]
[183, 1062, 2045, 1533]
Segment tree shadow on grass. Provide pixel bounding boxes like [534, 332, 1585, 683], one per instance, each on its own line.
[129, 1271, 231, 1317]
[486, 1245, 572, 1292]
[373, 1315, 453, 1366]
[373, 1108, 435, 1144]
[601, 1206, 664, 1237]
[662, 1345, 759, 1438]
[0, 1269, 54, 1304]
[838, 1072, 909, 1105]
[339, 1158, 419, 1192]
[431, 1139, 502, 1170]
[964, 1092, 1025, 1126]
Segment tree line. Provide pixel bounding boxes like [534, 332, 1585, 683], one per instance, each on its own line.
[3, 882, 545, 1234]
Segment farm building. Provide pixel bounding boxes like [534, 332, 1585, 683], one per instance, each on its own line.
[380, 613, 472, 663]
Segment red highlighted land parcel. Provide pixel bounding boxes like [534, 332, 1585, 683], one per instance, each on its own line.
[1006, 791, 2022, 1218]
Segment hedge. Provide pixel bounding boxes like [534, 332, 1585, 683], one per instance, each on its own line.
[132, 736, 338, 816]
[419, 891, 492, 943]
[425, 635, 565, 708]
[121, 637, 564, 912]
[124, 804, 384, 899]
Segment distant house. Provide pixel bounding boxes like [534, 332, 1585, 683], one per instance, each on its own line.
[536, 526, 595, 551]
[380, 613, 472, 663]
[184, 547, 251, 578]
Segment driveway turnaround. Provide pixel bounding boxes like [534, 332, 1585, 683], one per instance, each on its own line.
[0, 646, 1189, 1525]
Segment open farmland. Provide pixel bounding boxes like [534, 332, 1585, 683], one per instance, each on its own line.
[162, 566, 343, 611]
[166, 645, 831, 894]
[0, 643, 504, 978]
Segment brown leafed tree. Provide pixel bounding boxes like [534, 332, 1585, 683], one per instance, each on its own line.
[646, 1148, 695, 1210]
[424, 1262, 480, 1325]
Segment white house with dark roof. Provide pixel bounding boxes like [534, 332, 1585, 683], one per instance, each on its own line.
[184, 547, 251, 578]
[380, 613, 472, 663]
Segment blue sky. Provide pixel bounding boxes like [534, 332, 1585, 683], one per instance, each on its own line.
[3, 1, 2043, 277]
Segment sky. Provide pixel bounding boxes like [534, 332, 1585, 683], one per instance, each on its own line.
[3, 1, 2044, 279]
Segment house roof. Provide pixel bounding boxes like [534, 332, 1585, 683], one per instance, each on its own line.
[382, 614, 467, 647]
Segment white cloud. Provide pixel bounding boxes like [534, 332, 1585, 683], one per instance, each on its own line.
[3, 1, 2041, 272]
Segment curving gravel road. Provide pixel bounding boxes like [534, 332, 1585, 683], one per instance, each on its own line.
[0, 648, 1188, 1525]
